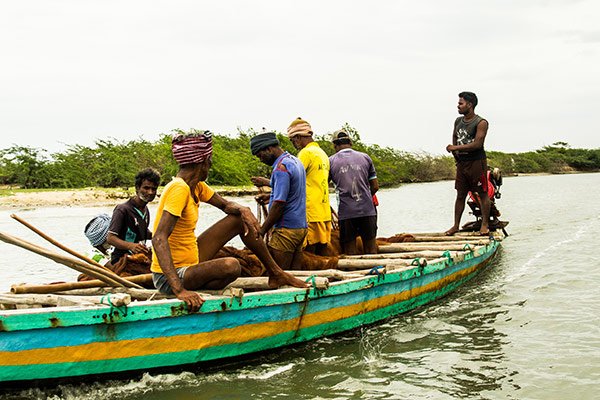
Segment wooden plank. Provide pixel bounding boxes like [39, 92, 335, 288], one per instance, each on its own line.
[378, 243, 485, 252]
[0, 293, 131, 307]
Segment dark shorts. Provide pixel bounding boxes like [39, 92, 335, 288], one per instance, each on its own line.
[339, 216, 378, 244]
[152, 267, 188, 295]
[455, 159, 488, 194]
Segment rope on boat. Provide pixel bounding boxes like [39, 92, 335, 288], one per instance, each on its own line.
[463, 244, 475, 260]
[442, 250, 453, 266]
[367, 265, 385, 281]
[367, 265, 384, 275]
[100, 293, 128, 317]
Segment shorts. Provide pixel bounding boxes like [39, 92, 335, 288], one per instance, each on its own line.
[269, 227, 307, 253]
[306, 221, 332, 245]
[455, 159, 488, 195]
[339, 216, 378, 244]
[152, 267, 189, 295]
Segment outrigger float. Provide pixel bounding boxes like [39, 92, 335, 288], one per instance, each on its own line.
[0, 231, 503, 387]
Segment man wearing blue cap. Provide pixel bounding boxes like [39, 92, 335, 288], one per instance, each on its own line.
[250, 131, 308, 269]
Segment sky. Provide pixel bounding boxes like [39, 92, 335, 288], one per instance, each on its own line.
[1, 0, 599, 156]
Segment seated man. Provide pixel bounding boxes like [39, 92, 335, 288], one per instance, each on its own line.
[107, 168, 160, 265]
[329, 130, 379, 255]
[250, 131, 308, 270]
[152, 130, 308, 311]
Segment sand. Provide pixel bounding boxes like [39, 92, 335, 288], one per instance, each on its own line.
[0, 188, 132, 209]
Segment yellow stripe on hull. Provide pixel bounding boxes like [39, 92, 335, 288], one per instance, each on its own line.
[1, 261, 483, 366]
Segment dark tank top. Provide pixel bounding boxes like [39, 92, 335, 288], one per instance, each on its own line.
[454, 115, 487, 161]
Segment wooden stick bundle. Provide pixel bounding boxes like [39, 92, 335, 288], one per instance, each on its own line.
[0, 231, 141, 288]
[378, 243, 485, 253]
[0, 293, 130, 308]
[10, 213, 114, 273]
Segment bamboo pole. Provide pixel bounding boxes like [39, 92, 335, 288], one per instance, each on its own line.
[226, 276, 329, 290]
[0, 293, 130, 307]
[52, 287, 244, 300]
[11, 274, 153, 294]
[337, 258, 411, 269]
[0, 231, 123, 287]
[342, 250, 465, 260]
[10, 213, 114, 273]
[405, 236, 491, 243]
[0, 231, 141, 288]
[286, 269, 367, 280]
[378, 243, 485, 253]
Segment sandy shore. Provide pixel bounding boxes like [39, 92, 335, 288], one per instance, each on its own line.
[0, 187, 260, 210]
[0, 189, 130, 209]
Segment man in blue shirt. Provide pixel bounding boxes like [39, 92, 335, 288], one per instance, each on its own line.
[250, 132, 307, 269]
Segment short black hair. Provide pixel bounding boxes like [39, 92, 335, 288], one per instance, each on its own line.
[459, 91, 478, 108]
[135, 168, 160, 188]
[333, 138, 351, 145]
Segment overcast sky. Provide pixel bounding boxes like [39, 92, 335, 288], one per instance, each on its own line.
[1, 1, 598, 156]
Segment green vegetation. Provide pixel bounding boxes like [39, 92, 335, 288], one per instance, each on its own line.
[0, 129, 598, 190]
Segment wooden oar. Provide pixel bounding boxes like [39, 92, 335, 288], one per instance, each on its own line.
[0, 231, 141, 288]
[10, 213, 113, 273]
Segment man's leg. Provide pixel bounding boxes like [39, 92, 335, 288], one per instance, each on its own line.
[339, 219, 358, 255]
[359, 216, 378, 254]
[478, 191, 491, 235]
[196, 215, 308, 288]
[343, 239, 358, 255]
[363, 238, 378, 254]
[304, 222, 331, 256]
[268, 247, 295, 270]
[183, 257, 240, 290]
[446, 191, 468, 235]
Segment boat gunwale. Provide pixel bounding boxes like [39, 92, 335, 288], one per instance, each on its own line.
[0, 239, 501, 332]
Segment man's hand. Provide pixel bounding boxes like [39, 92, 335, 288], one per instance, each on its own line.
[240, 207, 261, 238]
[175, 289, 204, 312]
[254, 192, 270, 205]
[446, 144, 456, 153]
[251, 176, 270, 187]
[129, 242, 150, 257]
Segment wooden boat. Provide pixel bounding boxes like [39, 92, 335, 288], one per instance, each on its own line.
[0, 231, 503, 387]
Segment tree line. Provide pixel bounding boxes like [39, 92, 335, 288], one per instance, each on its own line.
[0, 128, 598, 190]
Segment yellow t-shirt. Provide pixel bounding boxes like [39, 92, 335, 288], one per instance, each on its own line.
[297, 142, 332, 223]
[151, 177, 215, 272]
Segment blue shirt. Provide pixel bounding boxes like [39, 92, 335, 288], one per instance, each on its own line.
[270, 151, 307, 229]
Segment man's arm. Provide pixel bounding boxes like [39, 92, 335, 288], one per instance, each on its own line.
[206, 192, 261, 239]
[369, 178, 379, 195]
[106, 232, 149, 256]
[259, 201, 285, 236]
[152, 210, 204, 311]
[447, 120, 488, 153]
[251, 176, 270, 187]
[106, 207, 149, 256]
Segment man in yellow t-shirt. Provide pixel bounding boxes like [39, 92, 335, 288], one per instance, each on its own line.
[287, 117, 332, 256]
[152, 130, 308, 311]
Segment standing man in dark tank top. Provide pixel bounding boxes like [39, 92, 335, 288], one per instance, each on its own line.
[445, 91, 491, 236]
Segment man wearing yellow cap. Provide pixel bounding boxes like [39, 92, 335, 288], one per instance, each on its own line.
[287, 118, 332, 256]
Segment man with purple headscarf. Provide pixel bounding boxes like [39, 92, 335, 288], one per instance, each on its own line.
[151, 129, 308, 311]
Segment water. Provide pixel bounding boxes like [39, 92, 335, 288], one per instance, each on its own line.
[1, 173, 599, 399]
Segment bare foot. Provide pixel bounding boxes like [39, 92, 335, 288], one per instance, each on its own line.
[445, 226, 459, 236]
[268, 272, 310, 289]
[479, 228, 490, 236]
